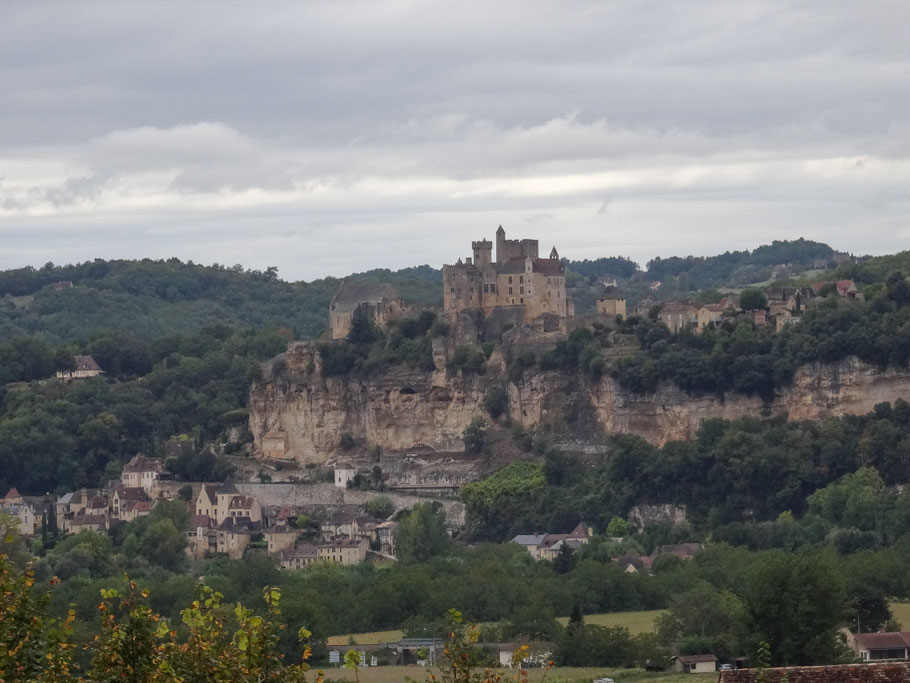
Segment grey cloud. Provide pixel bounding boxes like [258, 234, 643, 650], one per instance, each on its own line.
[0, 1, 908, 278]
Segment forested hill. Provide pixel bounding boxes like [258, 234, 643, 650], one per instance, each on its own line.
[0, 238, 864, 345]
[0, 260, 442, 344]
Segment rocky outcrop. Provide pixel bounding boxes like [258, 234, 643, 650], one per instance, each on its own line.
[249, 344, 910, 464]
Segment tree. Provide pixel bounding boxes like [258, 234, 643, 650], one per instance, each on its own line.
[739, 288, 767, 311]
[395, 503, 451, 563]
[656, 583, 746, 661]
[347, 308, 380, 345]
[462, 417, 487, 453]
[364, 495, 395, 520]
[743, 549, 848, 666]
[606, 515, 632, 538]
[483, 386, 509, 420]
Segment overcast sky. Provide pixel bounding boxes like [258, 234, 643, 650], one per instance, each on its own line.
[1, 2, 908, 281]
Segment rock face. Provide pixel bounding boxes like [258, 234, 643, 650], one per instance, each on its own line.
[249, 345, 910, 464]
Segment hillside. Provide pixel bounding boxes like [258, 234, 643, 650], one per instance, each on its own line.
[0, 260, 442, 345]
[0, 238, 855, 346]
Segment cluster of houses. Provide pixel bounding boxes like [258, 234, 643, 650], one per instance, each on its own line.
[6, 454, 398, 569]
[510, 523, 593, 559]
[648, 279, 862, 335]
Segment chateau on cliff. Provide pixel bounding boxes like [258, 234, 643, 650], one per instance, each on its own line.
[442, 226, 572, 322]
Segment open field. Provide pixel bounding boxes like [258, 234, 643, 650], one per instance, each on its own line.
[557, 610, 666, 635]
[316, 665, 713, 683]
[891, 602, 910, 628]
[327, 610, 668, 646]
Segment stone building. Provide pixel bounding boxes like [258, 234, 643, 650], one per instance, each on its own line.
[56, 355, 104, 380]
[329, 282, 405, 340]
[442, 226, 572, 323]
[596, 286, 627, 318]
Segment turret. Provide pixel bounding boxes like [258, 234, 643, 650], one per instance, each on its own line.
[496, 226, 506, 264]
[550, 246, 559, 260]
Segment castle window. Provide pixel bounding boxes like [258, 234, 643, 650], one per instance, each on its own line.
[519, 276, 524, 284]
[548, 291, 551, 298]
[511, 299, 515, 304]
[450, 287, 455, 293]
[520, 298, 524, 304]
[508, 276, 512, 284]
[490, 284, 495, 292]
[508, 287, 513, 295]
[519, 286, 524, 295]
[483, 284, 489, 293]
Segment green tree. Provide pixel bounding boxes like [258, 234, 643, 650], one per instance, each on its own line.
[743, 549, 848, 666]
[462, 417, 488, 453]
[395, 503, 451, 563]
[483, 386, 509, 420]
[738, 288, 768, 311]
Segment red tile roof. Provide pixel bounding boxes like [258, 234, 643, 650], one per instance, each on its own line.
[719, 662, 910, 682]
[853, 632, 910, 650]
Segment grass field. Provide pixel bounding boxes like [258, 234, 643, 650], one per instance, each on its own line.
[316, 665, 713, 683]
[891, 602, 910, 628]
[557, 610, 666, 636]
[327, 610, 667, 646]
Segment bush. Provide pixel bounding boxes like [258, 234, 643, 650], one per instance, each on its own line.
[463, 417, 488, 453]
[483, 386, 509, 420]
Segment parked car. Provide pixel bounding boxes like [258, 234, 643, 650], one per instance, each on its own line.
[719, 663, 734, 671]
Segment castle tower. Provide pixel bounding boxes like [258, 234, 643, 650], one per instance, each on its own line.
[549, 246, 559, 260]
[472, 239, 493, 267]
[496, 225, 506, 264]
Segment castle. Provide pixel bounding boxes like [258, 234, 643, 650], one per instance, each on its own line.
[442, 226, 572, 321]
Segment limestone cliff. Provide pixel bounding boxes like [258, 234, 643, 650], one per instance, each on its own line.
[249, 343, 910, 464]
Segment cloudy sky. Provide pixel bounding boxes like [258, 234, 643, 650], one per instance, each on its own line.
[1, 2, 908, 280]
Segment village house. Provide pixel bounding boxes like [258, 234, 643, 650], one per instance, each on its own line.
[658, 303, 697, 334]
[614, 554, 650, 574]
[185, 514, 215, 560]
[278, 544, 319, 570]
[848, 631, 910, 662]
[334, 465, 357, 488]
[651, 543, 702, 563]
[196, 482, 262, 525]
[696, 303, 726, 331]
[317, 537, 368, 565]
[0, 488, 38, 536]
[320, 510, 358, 540]
[215, 516, 261, 559]
[264, 522, 300, 554]
[596, 286, 627, 318]
[329, 282, 405, 340]
[672, 654, 717, 674]
[110, 486, 151, 521]
[442, 226, 572, 323]
[376, 520, 398, 555]
[121, 454, 168, 494]
[511, 523, 592, 560]
[55, 355, 104, 380]
[56, 488, 102, 532]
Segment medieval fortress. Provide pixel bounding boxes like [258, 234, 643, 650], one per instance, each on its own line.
[442, 226, 572, 321]
[329, 226, 579, 339]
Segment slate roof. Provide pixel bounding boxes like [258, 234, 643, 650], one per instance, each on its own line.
[675, 654, 717, 664]
[73, 355, 102, 372]
[512, 534, 547, 546]
[497, 257, 564, 276]
[330, 282, 398, 312]
[123, 454, 164, 473]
